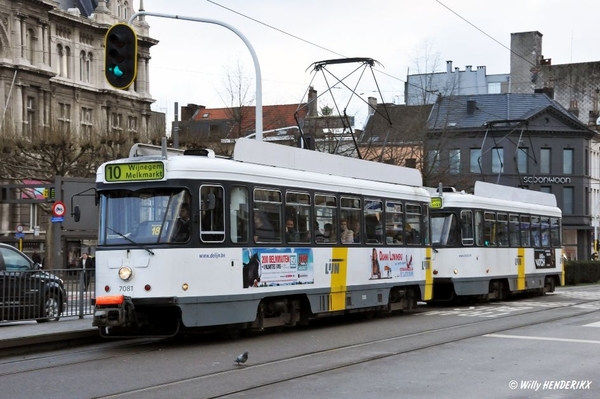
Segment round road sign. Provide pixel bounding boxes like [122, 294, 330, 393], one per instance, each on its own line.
[52, 201, 66, 217]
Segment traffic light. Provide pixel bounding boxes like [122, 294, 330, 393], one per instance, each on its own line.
[104, 23, 137, 90]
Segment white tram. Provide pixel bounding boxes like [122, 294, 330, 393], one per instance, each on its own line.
[428, 181, 563, 301]
[91, 139, 433, 337]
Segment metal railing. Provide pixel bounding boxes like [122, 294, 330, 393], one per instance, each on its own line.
[0, 268, 95, 323]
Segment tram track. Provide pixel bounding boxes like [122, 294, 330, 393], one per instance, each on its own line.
[92, 295, 599, 399]
[1, 292, 597, 397]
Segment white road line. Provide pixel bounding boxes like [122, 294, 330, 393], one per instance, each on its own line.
[484, 334, 600, 344]
[583, 321, 600, 328]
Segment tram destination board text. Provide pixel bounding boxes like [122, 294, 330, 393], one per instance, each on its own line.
[105, 162, 165, 182]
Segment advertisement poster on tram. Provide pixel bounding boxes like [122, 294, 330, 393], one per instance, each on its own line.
[242, 248, 314, 288]
[370, 248, 414, 280]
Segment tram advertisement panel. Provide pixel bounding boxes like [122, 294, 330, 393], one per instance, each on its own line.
[370, 248, 414, 280]
[242, 248, 314, 288]
[534, 248, 556, 269]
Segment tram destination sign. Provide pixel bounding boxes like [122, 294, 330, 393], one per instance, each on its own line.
[105, 162, 165, 182]
[430, 197, 443, 209]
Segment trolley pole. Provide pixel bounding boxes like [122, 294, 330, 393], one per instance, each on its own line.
[128, 11, 264, 140]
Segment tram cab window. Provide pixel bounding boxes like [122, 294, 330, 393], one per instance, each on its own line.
[101, 188, 191, 245]
[200, 185, 225, 243]
[230, 186, 249, 244]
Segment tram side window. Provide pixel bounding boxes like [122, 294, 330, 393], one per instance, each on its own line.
[550, 217, 561, 247]
[385, 201, 403, 245]
[540, 216, 550, 246]
[405, 204, 422, 245]
[531, 216, 541, 247]
[483, 212, 496, 246]
[364, 199, 383, 244]
[475, 210, 484, 246]
[254, 188, 282, 244]
[460, 210, 474, 245]
[497, 213, 509, 247]
[200, 185, 225, 243]
[315, 194, 337, 244]
[520, 215, 531, 246]
[230, 186, 249, 244]
[341, 196, 361, 244]
[285, 191, 311, 244]
[509, 214, 520, 246]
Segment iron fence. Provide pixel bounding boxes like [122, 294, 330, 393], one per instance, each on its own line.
[0, 268, 95, 323]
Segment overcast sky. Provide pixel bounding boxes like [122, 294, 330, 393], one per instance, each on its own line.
[139, 0, 600, 130]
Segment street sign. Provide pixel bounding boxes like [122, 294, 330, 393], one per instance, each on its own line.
[52, 201, 66, 217]
[51, 216, 64, 223]
[15, 232, 25, 239]
[16, 225, 24, 233]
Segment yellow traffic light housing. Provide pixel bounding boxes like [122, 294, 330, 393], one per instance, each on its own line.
[104, 23, 138, 90]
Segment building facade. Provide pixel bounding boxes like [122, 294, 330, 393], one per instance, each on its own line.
[427, 93, 597, 260]
[405, 61, 509, 105]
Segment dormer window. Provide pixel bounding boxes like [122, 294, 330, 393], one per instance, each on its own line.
[202, 113, 210, 118]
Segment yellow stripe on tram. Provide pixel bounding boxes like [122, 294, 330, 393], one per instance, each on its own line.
[330, 247, 348, 311]
[424, 247, 433, 301]
[517, 247, 526, 290]
[560, 248, 565, 286]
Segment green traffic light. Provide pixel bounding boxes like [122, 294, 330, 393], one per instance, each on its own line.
[109, 65, 124, 78]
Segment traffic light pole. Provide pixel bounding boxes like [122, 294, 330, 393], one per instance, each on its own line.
[128, 11, 264, 140]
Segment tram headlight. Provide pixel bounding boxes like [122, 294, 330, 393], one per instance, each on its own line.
[118, 266, 133, 281]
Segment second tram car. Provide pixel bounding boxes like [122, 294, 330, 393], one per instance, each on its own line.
[91, 139, 433, 337]
[428, 181, 563, 301]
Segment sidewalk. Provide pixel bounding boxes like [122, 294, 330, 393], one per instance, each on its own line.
[0, 316, 98, 356]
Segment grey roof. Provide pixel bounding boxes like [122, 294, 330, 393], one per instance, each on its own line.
[428, 93, 587, 130]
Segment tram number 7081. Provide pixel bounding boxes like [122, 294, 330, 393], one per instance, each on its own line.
[119, 285, 134, 292]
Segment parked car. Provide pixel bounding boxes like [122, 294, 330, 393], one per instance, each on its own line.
[0, 243, 66, 323]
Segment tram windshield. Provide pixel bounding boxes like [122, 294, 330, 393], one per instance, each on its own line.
[98, 188, 191, 246]
[430, 212, 458, 247]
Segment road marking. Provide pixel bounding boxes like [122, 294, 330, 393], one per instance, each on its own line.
[485, 333, 600, 344]
[583, 321, 600, 328]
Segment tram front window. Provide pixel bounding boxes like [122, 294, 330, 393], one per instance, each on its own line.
[431, 213, 457, 247]
[99, 188, 191, 245]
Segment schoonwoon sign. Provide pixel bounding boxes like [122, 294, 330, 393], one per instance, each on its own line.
[522, 176, 572, 184]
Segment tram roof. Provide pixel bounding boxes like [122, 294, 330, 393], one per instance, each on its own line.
[428, 181, 560, 214]
[231, 138, 423, 187]
[99, 139, 428, 198]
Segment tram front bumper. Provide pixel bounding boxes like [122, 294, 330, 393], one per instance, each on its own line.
[93, 294, 135, 328]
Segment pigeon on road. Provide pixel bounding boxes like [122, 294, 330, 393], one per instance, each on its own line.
[235, 351, 248, 365]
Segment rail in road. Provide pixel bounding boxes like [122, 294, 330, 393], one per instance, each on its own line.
[1, 286, 599, 398]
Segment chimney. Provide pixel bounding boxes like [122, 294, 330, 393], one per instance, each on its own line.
[368, 97, 377, 116]
[467, 99, 476, 115]
[308, 86, 318, 117]
[446, 60, 453, 74]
